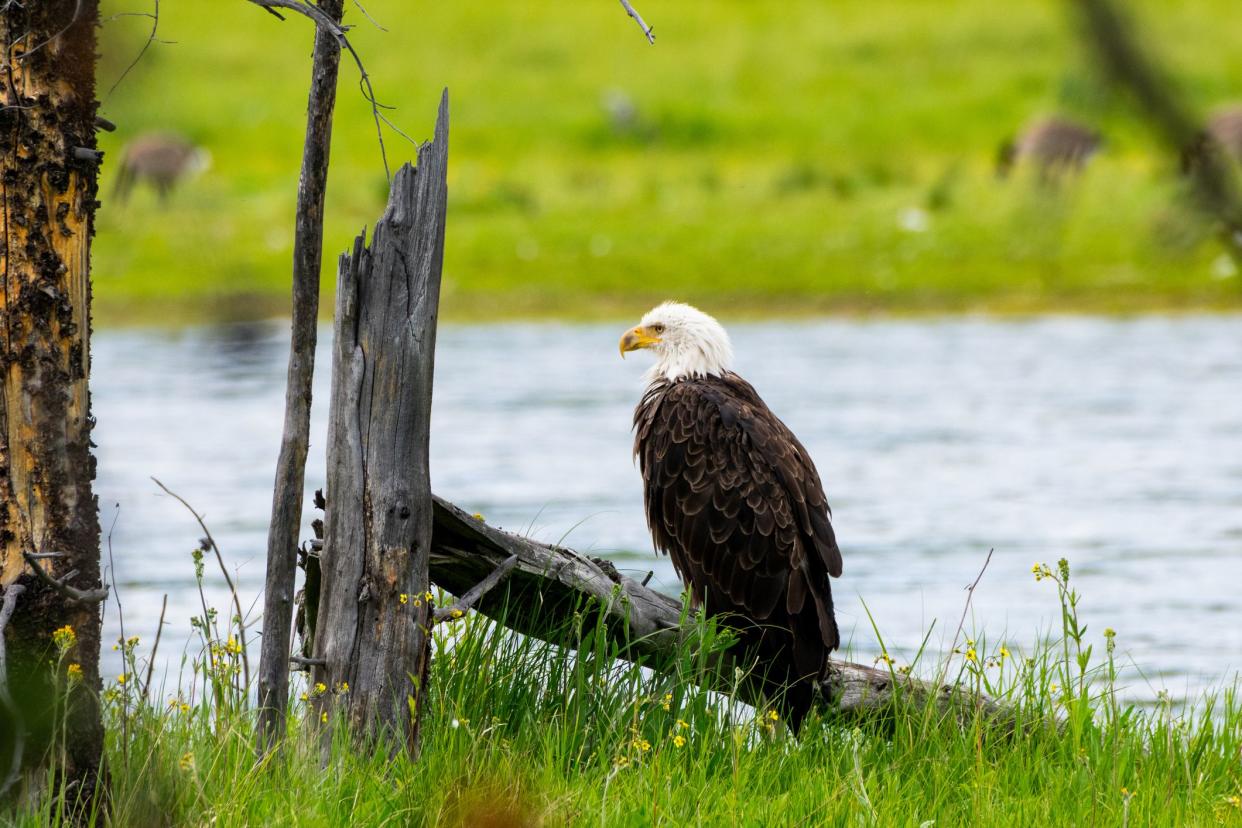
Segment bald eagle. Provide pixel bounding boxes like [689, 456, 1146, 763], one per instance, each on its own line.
[620, 302, 842, 728]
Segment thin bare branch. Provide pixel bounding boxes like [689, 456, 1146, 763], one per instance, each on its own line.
[434, 554, 519, 622]
[618, 0, 655, 44]
[351, 0, 386, 32]
[947, 548, 994, 669]
[142, 594, 168, 702]
[103, 504, 130, 766]
[151, 477, 250, 688]
[107, 0, 161, 98]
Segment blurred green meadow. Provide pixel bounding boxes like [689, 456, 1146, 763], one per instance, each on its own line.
[93, 0, 1242, 324]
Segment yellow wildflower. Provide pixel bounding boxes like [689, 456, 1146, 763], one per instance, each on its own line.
[673, 734, 686, 748]
[52, 625, 76, 651]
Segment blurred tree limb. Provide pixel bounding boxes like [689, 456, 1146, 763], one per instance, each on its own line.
[1071, 0, 1242, 265]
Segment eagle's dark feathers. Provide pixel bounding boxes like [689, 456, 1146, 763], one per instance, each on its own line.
[633, 372, 841, 726]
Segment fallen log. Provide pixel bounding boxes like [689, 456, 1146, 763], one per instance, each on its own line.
[429, 496, 1015, 727]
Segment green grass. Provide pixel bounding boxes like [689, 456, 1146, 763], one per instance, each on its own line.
[91, 0, 1242, 325]
[10, 559, 1242, 825]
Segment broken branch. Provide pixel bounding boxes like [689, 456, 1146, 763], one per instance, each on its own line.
[428, 496, 1016, 727]
[434, 554, 518, 623]
[21, 552, 108, 604]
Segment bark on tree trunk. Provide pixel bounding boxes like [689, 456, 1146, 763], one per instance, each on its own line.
[256, 0, 346, 752]
[0, 0, 106, 808]
[311, 92, 449, 757]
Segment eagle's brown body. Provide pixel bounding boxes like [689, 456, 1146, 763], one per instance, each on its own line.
[633, 372, 841, 727]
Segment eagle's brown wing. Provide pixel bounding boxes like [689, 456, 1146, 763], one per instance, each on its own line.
[633, 373, 841, 688]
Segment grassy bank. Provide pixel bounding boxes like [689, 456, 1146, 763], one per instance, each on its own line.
[10, 561, 1242, 825]
[91, 0, 1242, 325]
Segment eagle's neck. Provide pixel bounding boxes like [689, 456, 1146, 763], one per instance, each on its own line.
[645, 336, 733, 383]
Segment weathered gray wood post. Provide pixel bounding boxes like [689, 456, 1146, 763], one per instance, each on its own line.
[310, 91, 448, 754]
[255, 0, 346, 753]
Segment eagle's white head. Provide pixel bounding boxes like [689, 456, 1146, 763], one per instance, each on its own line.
[619, 301, 734, 382]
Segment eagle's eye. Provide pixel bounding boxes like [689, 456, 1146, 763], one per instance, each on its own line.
[651, 323, 665, 334]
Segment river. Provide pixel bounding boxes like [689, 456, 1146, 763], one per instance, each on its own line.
[92, 316, 1242, 701]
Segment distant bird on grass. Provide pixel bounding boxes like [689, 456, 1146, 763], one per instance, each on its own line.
[621, 302, 842, 730]
[113, 132, 209, 203]
[997, 116, 1102, 183]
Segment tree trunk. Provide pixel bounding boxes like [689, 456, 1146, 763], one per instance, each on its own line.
[0, 0, 106, 808]
[256, 0, 346, 752]
[311, 92, 449, 756]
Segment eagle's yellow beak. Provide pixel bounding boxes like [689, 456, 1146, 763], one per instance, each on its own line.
[619, 325, 660, 357]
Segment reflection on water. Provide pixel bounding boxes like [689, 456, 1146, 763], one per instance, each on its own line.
[93, 317, 1242, 698]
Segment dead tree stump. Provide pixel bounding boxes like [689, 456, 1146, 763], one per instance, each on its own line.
[310, 91, 449, 755]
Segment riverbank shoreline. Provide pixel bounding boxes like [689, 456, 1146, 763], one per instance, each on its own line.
[93, 291, 1242, 329]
